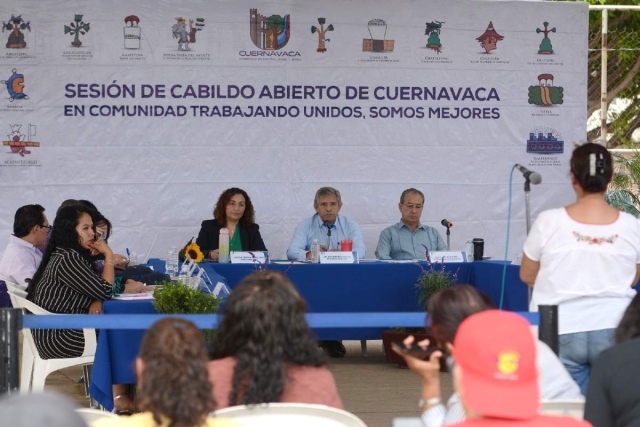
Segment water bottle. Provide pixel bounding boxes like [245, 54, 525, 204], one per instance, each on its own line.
[465, 240, 474, 262]
[166, 247, 178, 277]
[178, 263, 190, 286]
[310, 239, 320, 263]
[218, 228, 230, 263]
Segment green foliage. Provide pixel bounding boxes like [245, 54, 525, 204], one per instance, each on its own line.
[311, 25, 317, 34]
[318, 17, 326, 25]
[607, 151, 640, 216]
[153, 280, 220, 343]
[327, 24, 335, 32]
[153, 280, 220, 314]
[415, 264, 457, 312]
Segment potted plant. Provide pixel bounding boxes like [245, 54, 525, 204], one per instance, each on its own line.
[382, 248, 457, 367]
[153, 280, 221, 344]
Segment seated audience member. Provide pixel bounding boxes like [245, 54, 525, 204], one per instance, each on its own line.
[208, 271, 343, 409]
[89, 210, 151, 294]
[376, 188, 446, 259]
[392, 285, 582, 427]
[94, 318, 239, 427]
[196, 188, 267, 261]
[585, 293, 640, 427]
[0, 392, 87, 427]
[0, 204, 49, 289]
[434, 311, 591, 426]
[287, 186, 366, 260]
[25, 205, 134, 414]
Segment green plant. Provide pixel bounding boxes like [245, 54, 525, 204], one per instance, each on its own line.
[415, 247, 458, 311]
[607, 150, 640, 217]
[153, 280, 221, 343]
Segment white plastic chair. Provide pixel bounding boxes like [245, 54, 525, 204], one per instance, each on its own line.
[392, 417, 423, 427]
[75, 408, 117, 424]
[540, 399, 585, 419]
[213, 403, 368, 427]
[4, 279, 27, 306]
[8, 291, 97, 394]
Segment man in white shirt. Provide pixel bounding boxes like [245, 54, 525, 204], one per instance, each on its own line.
[0, 204, 49, 290]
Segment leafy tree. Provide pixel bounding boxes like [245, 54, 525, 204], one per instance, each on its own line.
[580, 0, 640, 146]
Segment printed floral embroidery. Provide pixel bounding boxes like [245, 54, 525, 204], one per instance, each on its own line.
[573, 231, 619, 245]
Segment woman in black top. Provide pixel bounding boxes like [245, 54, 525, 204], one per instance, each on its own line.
[26, 205, 114, 359]
[585, 294, 640, 427]
[196, 188, 267, 261]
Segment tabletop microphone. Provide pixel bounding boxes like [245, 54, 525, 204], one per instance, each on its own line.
[440, 219, 453, 228]
[515, 164, 542, 185]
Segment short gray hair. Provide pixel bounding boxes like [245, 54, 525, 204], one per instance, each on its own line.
[314, 187, 342, 205]
[400, 188, 425, 204]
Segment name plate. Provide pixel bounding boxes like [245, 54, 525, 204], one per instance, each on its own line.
[429, 251, 468, 263]
[319, 251, 358, 264]
[230, 251, 269, 264]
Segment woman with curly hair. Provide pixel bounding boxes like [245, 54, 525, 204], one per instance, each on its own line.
[207, 270, 343, 408]
[196, 188, 267, 261]
[94, 318, 239, 427]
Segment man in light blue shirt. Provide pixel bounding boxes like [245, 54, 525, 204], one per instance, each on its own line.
[287, 187, 366, 261]
[375, 188, 446, 260]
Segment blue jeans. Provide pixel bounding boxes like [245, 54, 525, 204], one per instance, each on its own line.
[559, 328, 615, 396]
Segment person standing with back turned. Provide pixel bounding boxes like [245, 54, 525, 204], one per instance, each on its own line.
[520, 142, 640, 395]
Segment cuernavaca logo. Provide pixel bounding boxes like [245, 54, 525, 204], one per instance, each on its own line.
[124, 15, 141, 49]
[528, 73, 563, 106]
[172, 17, 205, 51]
[1, 68, 28, 101]
[536, 21, 555, 54]
[424, 20, 444, 53]
[3, 14, 30, 48]
[64, 15, 90, 47]
[250, 9, 290, 50]
[311, 18, 334, 53]
[363, 19, 394, 52]
[476, 21, 503, 54]
[3, 123, 39, 157]
[526, 127, 564, 154]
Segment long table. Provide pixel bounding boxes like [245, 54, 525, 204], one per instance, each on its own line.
[89, 259, 528, 410]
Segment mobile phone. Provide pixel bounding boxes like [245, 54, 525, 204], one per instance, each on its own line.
[391, 341, 439, 360]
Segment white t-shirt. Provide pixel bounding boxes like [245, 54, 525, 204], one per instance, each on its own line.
[523, 208, 640, 335]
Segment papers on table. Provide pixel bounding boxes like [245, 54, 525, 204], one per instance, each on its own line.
[112, 293, 155, 300]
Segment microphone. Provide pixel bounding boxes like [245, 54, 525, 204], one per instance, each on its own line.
[515, 164, 542, 185]
[440, 219, 453, 228]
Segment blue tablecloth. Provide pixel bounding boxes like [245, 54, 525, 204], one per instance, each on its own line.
[90, 259, 528, 410]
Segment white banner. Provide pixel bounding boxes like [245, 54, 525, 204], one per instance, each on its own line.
[0, 0, 588, 260]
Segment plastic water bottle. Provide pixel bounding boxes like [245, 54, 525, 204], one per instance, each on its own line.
[219, 228, 230, 263]
[465, 240, 474, 262]
[310, 239, 320, 263]
[166, 247, 178, 277]
[178, 263, 190, 286]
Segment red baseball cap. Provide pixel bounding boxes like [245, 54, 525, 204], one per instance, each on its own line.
[453, 310, 538, 420]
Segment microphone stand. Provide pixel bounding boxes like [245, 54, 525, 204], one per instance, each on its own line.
[524, 178, 532, 235]
[445, 225, 451, 250]
[524, 178, 533, 303]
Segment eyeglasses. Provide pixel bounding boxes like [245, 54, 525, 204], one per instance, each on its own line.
[40, 224, 52, 231]
[95, 230, 105, 242]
